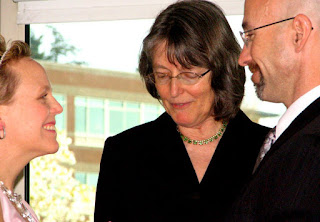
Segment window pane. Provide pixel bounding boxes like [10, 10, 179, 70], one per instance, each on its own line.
[89, 107, 104, 134]
[87, 173, 99, 187]
[143, 112, 158, 123]
[126, 102, 140, 109]
[88, 98, 104, 107]
[54, 93, 66, 131]
[75, 106, 86, 133]
[142, 104, 161, 123]
[109, 110, 124, 135]
[144, 104, 159, 112]
[109, 100, 123, 108]
[75, 97, 87, 106]
[75, 172, 86, 184]
[126, 111, 140, 129]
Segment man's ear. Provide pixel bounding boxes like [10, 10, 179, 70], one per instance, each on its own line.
[292, 14, 313, 52]
[0, 118, 6, 139]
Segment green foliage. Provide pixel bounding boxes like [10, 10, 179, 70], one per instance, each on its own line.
[45, 26, 77, 62]
[30, 26, 86, 65]
[30, 33, 46, 60]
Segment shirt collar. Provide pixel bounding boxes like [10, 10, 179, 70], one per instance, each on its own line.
[276, 85, 320, 139]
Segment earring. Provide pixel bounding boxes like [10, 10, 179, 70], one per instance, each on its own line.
[0, 127, 5, 140]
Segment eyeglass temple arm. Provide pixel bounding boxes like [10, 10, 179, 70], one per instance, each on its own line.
[243, 17, 295, 34]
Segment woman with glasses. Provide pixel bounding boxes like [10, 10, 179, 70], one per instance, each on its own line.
[95, 1, 269, 221]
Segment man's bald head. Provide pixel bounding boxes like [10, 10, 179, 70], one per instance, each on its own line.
[240, 0, 320, 106]
[244, 0, 320, 25]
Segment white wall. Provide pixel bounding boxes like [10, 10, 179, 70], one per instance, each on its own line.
[0, 0, 24, 40]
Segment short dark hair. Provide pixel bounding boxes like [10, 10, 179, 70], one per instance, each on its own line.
[139, 0, 245, 121]
[0, 35, 31, 105]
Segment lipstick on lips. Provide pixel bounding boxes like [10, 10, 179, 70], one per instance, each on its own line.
[171, 102, 191, 109]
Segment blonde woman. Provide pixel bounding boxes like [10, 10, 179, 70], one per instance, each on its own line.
[0, 35, 63, 221]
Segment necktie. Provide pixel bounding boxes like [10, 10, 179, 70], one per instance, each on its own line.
[253, 127, 276, 173]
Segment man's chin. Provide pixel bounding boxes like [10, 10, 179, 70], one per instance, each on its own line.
[255, 84, 265, 101]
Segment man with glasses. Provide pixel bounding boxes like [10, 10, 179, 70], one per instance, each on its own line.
[231, 0, 320, 220]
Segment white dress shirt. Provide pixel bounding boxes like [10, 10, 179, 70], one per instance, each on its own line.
[275, 85, 320, 140]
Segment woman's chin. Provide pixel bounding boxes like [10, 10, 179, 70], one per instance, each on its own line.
[172, 116, 194, 127]
[42, 143, 60, 155]
[49, 144, 60, 154]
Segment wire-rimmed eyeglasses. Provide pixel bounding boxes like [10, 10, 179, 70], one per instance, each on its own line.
[147, 69, 210, 85]
[240, 17, 295, 46]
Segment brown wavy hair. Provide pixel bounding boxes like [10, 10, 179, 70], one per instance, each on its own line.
[139, 0, 245, 121]
[0, 35, 31, 105]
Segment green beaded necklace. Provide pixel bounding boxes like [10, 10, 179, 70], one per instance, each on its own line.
[177, 121, 228, 145]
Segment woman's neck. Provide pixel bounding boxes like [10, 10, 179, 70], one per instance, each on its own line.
[0, 156, 24, 191]
[177, 118, 224, 140]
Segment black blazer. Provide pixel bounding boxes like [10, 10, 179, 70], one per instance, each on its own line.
[94, 110, 269, 222]
[230, 98, 320, 221]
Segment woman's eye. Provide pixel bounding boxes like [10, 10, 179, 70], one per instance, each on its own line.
[182, 72, 197, 79]
[156, 73, 167, 78]
[41, 93, 48, 99]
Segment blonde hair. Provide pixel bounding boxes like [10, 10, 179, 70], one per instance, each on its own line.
[0, 35, 31, 104]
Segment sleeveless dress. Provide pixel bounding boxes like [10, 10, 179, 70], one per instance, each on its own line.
[0, 190, 39, 222]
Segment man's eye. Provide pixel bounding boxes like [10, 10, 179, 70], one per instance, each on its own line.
[245, 33, 254, 40]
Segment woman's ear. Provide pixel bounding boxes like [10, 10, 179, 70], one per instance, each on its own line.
[292, 14, 313, 52]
